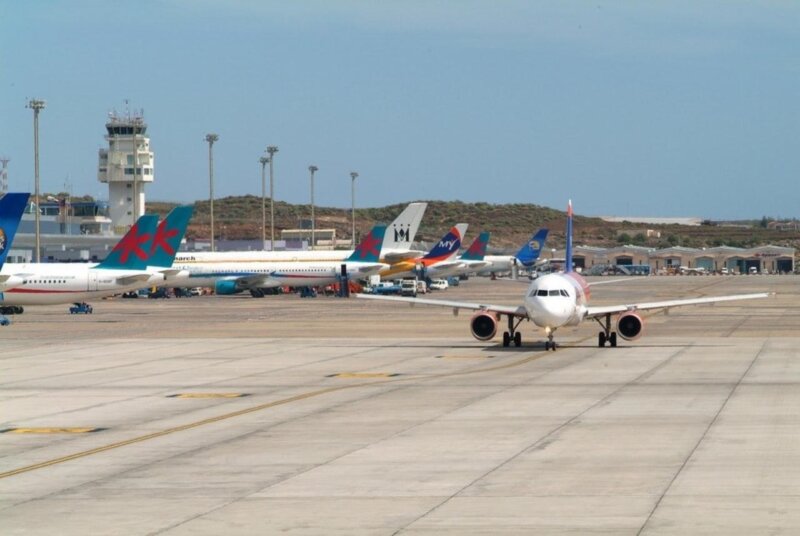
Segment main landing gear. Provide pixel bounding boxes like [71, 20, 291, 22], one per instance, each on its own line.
[501, 315, 523, 348]
[594, 313, 617, 347]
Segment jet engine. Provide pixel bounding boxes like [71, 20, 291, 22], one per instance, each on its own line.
[214, 279, 241, 295]
[470, 312, 498, 341]
[617, 311, 644, 341]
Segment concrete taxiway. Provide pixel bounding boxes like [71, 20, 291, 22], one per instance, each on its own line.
[0, 275, 798, 535]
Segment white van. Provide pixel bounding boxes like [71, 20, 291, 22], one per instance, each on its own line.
[400, 279, 417, 297]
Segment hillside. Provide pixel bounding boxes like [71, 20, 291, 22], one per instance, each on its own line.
[146, 196, 800, 253]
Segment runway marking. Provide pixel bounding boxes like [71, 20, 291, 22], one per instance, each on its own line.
[328, 372, 400, 379]
[435, 355, 496, 359]
[0, 343, 572, 480]
[167, 393, 250, 399]
[0, 427, 105, 434]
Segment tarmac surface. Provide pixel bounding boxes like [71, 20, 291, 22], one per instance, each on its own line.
[0, 275, 798, 535]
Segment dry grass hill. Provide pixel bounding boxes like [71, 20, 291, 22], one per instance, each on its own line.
[146, 196, 800, 253]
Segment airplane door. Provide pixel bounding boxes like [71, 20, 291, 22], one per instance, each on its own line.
[88, 271, 99, 291]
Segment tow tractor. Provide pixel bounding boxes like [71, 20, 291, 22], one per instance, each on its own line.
[69, 302, 93, 314]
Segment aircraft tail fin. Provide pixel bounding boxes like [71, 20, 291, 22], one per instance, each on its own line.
[383, 202, 427, 252]
[423, 223, 468, 261]
[460, 231, 490, 261]
[347, 224, 388, 262]
[565, 200, 574, 273]
[515, 228, 549, 267]
[0, 193, 30, 268]
[147, 206, 195, 267]
[97, 215, 159, 270]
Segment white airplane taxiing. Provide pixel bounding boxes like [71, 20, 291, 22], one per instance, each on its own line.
[357, 201, 770, 350]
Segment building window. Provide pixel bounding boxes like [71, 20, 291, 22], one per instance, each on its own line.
[126, 183, 132, 188]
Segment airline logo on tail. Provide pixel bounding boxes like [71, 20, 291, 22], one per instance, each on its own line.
[423, 223, 467, 261]
[0, 193, 31, 267]
[148, 206, 194, 268]
[97, 215, 159, 270]
[348, 225, 388, 262]
[515, 228, 549, 267]
[461, 231, 490, 261]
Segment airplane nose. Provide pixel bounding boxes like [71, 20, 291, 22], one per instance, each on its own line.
[529, 299, 572, 328]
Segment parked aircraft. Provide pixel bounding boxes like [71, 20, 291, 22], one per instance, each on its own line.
[378, 224, 468, 280]
[482, 228, 549, 275]
[169, 224, 389, 295]
[357, 202, 769, 350]
[171, 202, 428, 268]
[0, 206, 193, 310]
[0, 193, 32, 292]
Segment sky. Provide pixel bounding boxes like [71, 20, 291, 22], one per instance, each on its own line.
[2, 1, 799, 220]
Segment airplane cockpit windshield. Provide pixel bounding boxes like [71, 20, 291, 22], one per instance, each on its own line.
[530, 288, 569, 297]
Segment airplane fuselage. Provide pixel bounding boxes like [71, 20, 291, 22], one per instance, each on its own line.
[0, 264, 169, 305]
[522, 272, 590, 330]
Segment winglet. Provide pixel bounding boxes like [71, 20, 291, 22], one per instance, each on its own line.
[0, 193, 30, 269]
[423, 223, 468, 261]
[147, 206, 194, 268]
[97, 215, 159, 270]
[565, 200, 573, 273]
[347, 224, 388, 262]
[515, 228, 549, 267]
[460, 231, 490, 261]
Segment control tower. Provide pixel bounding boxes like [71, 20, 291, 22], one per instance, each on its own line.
[97, 110, 154, 233]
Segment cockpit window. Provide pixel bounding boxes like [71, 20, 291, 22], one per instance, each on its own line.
[537, 289, 548, 297]
[549, 290, 560, 296]
[560, 289, 569, 297]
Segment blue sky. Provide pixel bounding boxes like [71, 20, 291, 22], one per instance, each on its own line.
[2, 1, 799, 219]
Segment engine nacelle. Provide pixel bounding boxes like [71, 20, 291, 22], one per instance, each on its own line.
[214, 279, 241, 295]
[470, 312, 498, 341]
[617, 311, 644, 341]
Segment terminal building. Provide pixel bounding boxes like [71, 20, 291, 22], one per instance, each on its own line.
[549, 244, 795, 274]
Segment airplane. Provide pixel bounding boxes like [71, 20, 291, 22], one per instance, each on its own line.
[378, 223, 468, 280]
[0, 206, 193, 310]
[166, 202, 427, 296]
[168, 224, 389, 294]
[356, 201, 769, 350]
[454, 231, 492, 276]
[481, 228, 549, 276]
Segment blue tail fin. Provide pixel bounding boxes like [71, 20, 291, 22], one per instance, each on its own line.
[423, 223, 467, 261]
[97, 215, 159, 270]
[460, 231, 490, 261]
[147, 206, 194, 267]
[0, 193, 30, 268]
[514, 228, 549, 267]
[565, 200, 573, 273]
[347, 225, 388, 262]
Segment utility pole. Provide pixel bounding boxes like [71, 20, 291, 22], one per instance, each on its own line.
[259, 155, 270, 250]
[27, 99, 46, 263]
[205, 133, 219, 251]
[309, 165, 318, 250]
[266, 145, 278, 250]
[350, 171, 359, 248]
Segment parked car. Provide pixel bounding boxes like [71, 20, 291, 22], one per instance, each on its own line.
[429, 279, 449, 290]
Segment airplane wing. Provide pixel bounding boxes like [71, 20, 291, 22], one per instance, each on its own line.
[115, 274, 155, 286]
[585, 292, 770, 319]
[383, 251, 425, 263]
[356, 293, 527, 318]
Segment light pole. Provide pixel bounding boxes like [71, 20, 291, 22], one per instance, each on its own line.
[309, 165, 318, 250]
[27, 98, 46, 262]
[266, 145, 278, 250]
[205, 133, 218, 251]
[350, 171, 359, 248]
[259, 155, 269, 250]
